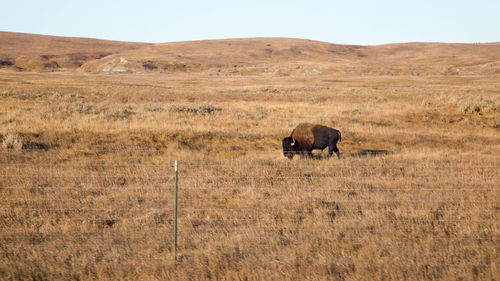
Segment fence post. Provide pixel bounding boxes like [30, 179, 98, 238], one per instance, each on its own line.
[174, 160, 178, 267]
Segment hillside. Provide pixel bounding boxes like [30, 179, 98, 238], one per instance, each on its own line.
[1, 31, 499, 75]
[0, 31, 146, 72]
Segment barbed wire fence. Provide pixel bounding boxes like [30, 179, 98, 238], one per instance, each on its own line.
[0, 155, 499, 276]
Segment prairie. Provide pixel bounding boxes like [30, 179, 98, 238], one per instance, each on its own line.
[0, 32, 499, 280]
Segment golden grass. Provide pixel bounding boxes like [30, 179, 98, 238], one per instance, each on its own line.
[0, 69, 499, 280]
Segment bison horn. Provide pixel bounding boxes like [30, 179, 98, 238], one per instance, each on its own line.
[291, 139, 296, 146]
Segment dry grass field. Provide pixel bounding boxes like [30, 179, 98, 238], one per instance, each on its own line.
[0, 32, 499, 280]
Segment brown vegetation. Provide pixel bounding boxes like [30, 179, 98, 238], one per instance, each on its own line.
[0, 32, 499, 280]
[2, 31, 500, 75]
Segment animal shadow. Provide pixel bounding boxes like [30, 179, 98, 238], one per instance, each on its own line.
[298, 149, 392, 160]
[349, 149, 393, 157]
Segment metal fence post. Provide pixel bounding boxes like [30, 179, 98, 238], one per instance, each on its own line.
[174, 160, 178, 267]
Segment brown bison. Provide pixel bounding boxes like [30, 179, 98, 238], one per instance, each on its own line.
[282, 123, 341, 159]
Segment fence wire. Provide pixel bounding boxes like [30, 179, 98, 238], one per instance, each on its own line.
[0, 159, 498, 271]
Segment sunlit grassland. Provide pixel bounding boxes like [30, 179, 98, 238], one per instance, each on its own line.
[0, 71, 499, 280]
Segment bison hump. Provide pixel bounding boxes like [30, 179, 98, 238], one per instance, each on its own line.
[291, 123, 315, 149]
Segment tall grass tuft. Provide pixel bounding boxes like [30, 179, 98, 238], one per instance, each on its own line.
[2, 133, 23, 151]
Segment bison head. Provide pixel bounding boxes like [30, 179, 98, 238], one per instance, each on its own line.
[282, 137, 298, 159]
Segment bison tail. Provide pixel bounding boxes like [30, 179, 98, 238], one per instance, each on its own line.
[338, 131, 341, 142]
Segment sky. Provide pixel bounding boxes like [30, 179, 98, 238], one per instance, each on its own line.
[1, 0, 499, 45]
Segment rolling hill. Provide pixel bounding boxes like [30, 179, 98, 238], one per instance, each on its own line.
[1, 31, 499, 75]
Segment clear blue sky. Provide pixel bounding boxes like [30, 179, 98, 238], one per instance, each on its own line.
[2, 0, 499, 45]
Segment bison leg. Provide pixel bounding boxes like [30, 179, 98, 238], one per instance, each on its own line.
[302, 151, 313, 158]
[300, 151, 313, 158]
[329, 145, 340, 158]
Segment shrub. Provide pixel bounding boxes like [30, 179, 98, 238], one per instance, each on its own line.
[459, 98, 498, 114]
[2, 134, 23, 151]
[170, 104, 222, 115]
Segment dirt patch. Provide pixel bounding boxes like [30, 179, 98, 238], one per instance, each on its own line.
[69, 53, 88, 61]
[142, 61, 158, 70]
[96, 53, 112, 59]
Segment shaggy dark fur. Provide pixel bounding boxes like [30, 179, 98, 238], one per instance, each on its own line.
[282, 123, 341, 159]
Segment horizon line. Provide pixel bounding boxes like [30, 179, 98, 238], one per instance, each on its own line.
[1, 30, 499, 47]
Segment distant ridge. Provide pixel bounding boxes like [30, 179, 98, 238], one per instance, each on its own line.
[1, 31, 499, 75]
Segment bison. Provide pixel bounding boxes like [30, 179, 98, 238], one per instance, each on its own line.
[282, 123, 341, 159]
